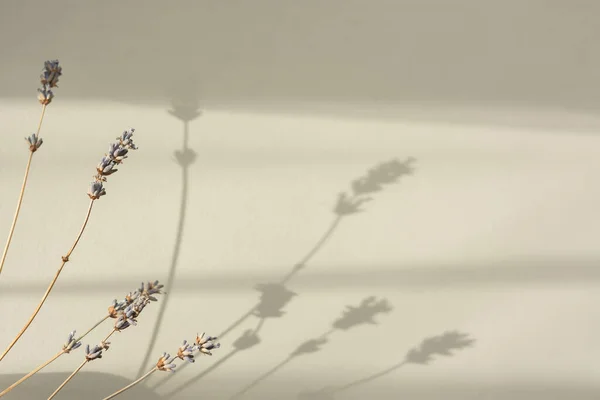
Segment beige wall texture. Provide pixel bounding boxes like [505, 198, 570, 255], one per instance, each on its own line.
[1, 1, 600, 399]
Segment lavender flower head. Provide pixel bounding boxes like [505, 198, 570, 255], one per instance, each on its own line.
[177, 340, 196, 363]
[156, 352, 177, 373]
[25, 133, 43, 152]
[109, 281, 164, 331]
[87, 181, 106, 200]
[40, 60, 62, 88]
[62, 330, 82, 353]
[107, 299, 127, 318]
[85, 344, 104, 361]
[37, 60, 61, 105]
[140, 280, 165, 301]
[88, 128, 138, 199]
[195, 333, 220, 356]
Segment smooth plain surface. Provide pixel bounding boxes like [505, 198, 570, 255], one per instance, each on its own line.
[2, 1, 600, 399]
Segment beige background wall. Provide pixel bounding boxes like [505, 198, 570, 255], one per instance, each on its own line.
[1, 1, 600, 399]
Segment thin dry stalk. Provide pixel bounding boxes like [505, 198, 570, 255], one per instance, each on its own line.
[0, 104, 47, 279]
[102, 367, 158, 400]
[0, 349, 63, 398]
[0, 314, 111, 396]
[46, 359, 87, 400]
[46, 329, 116, 400]
[0, 199, 95, 362]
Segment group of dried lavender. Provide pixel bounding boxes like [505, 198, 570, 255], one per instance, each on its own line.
[0, 60, 220, 399]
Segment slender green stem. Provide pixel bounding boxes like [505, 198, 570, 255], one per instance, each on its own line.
[47, 359, 87, 400]
[0, 349, 64, 397]
[0, 199, 96, 363]
[0, 104, 47, 279]
[102, 367, 157, 400]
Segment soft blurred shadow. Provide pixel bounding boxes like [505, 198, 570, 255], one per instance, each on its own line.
[149, 159, 414, 394]
[2, 1, 600, 131]
[0, 371, 161, 399]
[297, 331, 475, 400]
[223, 296, 393, 400]
[135, 91, 201, 377]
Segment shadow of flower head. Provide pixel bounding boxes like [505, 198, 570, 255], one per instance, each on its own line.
[232, 329, 262, 351]
[167, 93, 202, 122]
[253, 283, 298, 319]
[405, 330, 475, 365]
[332, 296, 393, 331]
[352, 157, 415, 196]
[173, 148, 198, 167]
[334, 157, 415, 216]
[291, 337, 329, 357]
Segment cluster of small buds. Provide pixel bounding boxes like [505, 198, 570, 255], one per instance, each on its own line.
[87, 129, 138, 200]
[85, 344, 104, 361]
[195, 332, 220, 355]
[108, 281, 164, 331]
[25, 133, 43, 152]
[37, 60, 61, 105]
[141, 280, 164, 301]
[157, 334, 220, 373]
[177, 340, 196, 363]
[156, 353, 177, 373]
[114, 296, 150, 332]
[62, 330, 82, 354]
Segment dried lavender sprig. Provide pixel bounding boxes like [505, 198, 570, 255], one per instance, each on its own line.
[0, 60, 61, 282]
[47, 329, 115, 400]
[0, 129, 139, 363]
[0, 329, 83, 397]
[63, 330, 82, 353]
[102, 335, 221, 400]
[37, 60, 61, 105]
[89, 128, 137, 198]
[40, 60, 62, 88]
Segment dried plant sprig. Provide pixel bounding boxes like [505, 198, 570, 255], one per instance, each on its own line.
[0, 329, 81, 398]
[102, 334, 221, 400]
[37, 60, 61, 105]
[0, 129, 138, 363]
[62, 330, 82, 353]
[0, 60, 62, 281]
[92, 129, 138, 185]
[47, 330, 115, 400]
[40, 60, 62, 88]
[0, 280, 165, 396]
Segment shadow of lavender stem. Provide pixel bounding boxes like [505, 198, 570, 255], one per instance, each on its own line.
[160, 318, 265, 398]
[149, 158, 415, 392]
[226, 296, 392, 399]
[148, 209, 342, 391]
[135, 98, 200, 378]
[297, 331, 475, 400]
